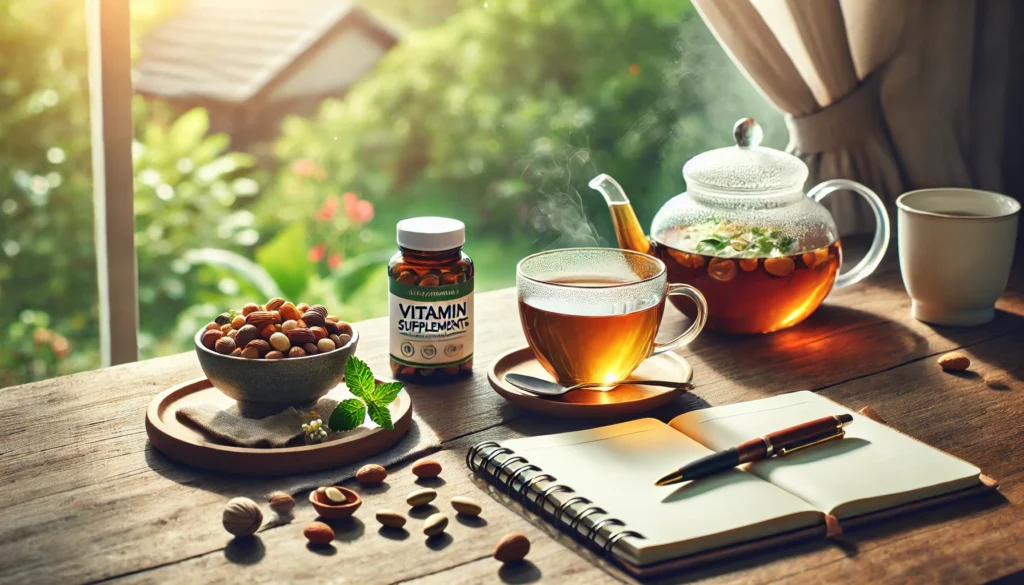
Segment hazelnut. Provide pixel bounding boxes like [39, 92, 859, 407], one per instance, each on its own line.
[281, 319, 298, 334]
[288, 346, 306, 358]
[269, 491, 295, 514]
[325, 314, 340, 323]
[226, 329, 238, 339]
[303, 342, 319, 355]
[240, 346, 260, 360]
[214, 336, 237, 355]
[222, 497, 262, 537]
[220, 323, 233, 334]
[205, 322, 220, 331]
[317, 338, 336, 353]
[336, 322, 354, 336]
[241, 303, 261, 316]
[265, 297, 286, 312]
[337, 333, 352, 347]
[324, 321, 341, 336]
[246, 339, 271, 357]
[231, 315, 245, 329]
[297, 303, 310, 313]
[201, 329, 223, 350]
[265, 350, 284, 360]
[231, 348, 242, 357]
[310, 326, 328, 341]
[269, 332, 291, 352]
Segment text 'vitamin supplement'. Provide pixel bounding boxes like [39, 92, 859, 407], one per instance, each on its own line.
[389, 217, 474, 383]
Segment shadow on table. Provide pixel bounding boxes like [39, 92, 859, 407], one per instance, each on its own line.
[498, 560, 542, 584]
[224, 535, 265, 565]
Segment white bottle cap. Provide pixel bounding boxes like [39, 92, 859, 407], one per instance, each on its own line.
[396, 217, 466, 252]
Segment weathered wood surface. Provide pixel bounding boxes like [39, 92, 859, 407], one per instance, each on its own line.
[1, 254, 1022, 585]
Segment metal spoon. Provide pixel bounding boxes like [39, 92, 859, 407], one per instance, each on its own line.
[505, 373, 693, 398]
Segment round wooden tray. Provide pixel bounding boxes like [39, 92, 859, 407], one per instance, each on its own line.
[145, 378, 412, 476]
[487, 347, 693, 418]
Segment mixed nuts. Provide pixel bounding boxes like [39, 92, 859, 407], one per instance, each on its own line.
[201, 298, 353, 360]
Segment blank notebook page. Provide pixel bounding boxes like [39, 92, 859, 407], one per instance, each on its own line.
[670, 391, 981, 518]
[502, 418, 821, 565]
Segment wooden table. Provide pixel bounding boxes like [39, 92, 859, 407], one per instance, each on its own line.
[2, 253, 1023, 585]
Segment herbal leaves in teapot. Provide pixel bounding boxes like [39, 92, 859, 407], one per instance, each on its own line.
[680, 219, 796, 259]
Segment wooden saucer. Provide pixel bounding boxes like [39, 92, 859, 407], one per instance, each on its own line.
[145, 378, 412, 476]
[487, 347, 693, 418]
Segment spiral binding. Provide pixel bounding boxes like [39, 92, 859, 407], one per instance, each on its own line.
[468, 439, 643, 557]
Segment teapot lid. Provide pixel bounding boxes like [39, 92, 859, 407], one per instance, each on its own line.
[682, 118, 807, 194]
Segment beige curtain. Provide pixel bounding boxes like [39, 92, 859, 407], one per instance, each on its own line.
[693, 0, 1014, 235]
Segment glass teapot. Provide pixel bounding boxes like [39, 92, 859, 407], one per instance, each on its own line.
[590, 118, 890, 334]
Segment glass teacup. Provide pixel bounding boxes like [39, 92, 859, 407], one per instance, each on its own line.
[516, 248, 707, 387]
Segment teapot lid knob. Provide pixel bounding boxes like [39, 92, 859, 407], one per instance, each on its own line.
[733, 118, 762, 148]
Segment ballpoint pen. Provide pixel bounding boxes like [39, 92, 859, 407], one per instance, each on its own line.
[655, 414, 854, 486]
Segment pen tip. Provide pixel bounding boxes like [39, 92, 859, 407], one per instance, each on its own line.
[654, 472, 683, 486]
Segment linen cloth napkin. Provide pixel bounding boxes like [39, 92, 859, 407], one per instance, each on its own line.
[176, 397, 340, 448]
[172, 393, 442, 499]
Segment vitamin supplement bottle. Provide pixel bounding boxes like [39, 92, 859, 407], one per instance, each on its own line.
[389, 217, 474, 383]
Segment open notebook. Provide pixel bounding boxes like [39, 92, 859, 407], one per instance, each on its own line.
[467, 391, 993, 577]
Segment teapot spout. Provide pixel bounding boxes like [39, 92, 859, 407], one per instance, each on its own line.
[588, 174, 653, 255]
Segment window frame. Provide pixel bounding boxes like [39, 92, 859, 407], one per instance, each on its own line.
[87, 0, 138, 366]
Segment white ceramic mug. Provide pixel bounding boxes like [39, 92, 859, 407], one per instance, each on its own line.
[897, 188, 1020, 326]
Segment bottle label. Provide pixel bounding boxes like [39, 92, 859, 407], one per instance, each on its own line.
[389, 279, 474, 368]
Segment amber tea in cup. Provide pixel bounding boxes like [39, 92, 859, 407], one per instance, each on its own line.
[516, 249, 707, 387]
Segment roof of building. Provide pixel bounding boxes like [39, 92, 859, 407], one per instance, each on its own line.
[135, 0, 400, 103]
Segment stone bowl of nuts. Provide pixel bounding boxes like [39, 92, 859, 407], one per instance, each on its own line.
[194, 299, 359, 417]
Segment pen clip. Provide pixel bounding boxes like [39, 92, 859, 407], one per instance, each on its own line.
[777, 430, 845, 457]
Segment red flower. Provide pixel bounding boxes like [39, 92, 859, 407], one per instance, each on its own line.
[315, 195, 339, 222]
[308, 244, 327, 262]
[345, 194, 374, 225]
[328, 253, 344, 270]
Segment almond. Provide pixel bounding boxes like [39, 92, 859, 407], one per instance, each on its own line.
[287, 327, 316, 346]
[356, 464, 387, 485]
[246, 310, 275, 330]
[303, 521, 334, 545]
[412, 459, 442, 478]
[494, 532, 530, 562]
[938, 352, 970, 372]
[264, 297, 286, 312]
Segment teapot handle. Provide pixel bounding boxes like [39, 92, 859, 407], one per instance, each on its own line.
[808, 179, 890, 289]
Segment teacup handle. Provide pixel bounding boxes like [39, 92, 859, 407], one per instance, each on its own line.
[808, 179, 891, 288]
[652, 284, 707, 355]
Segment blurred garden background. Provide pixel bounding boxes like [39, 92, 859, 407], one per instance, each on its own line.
[0, 0, 781, 387]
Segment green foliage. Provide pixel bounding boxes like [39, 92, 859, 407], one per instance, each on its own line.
[329, 356, 399, 431]
[1, 0, 781, 387]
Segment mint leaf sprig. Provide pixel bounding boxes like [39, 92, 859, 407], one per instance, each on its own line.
[328, 356, 403, 432]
